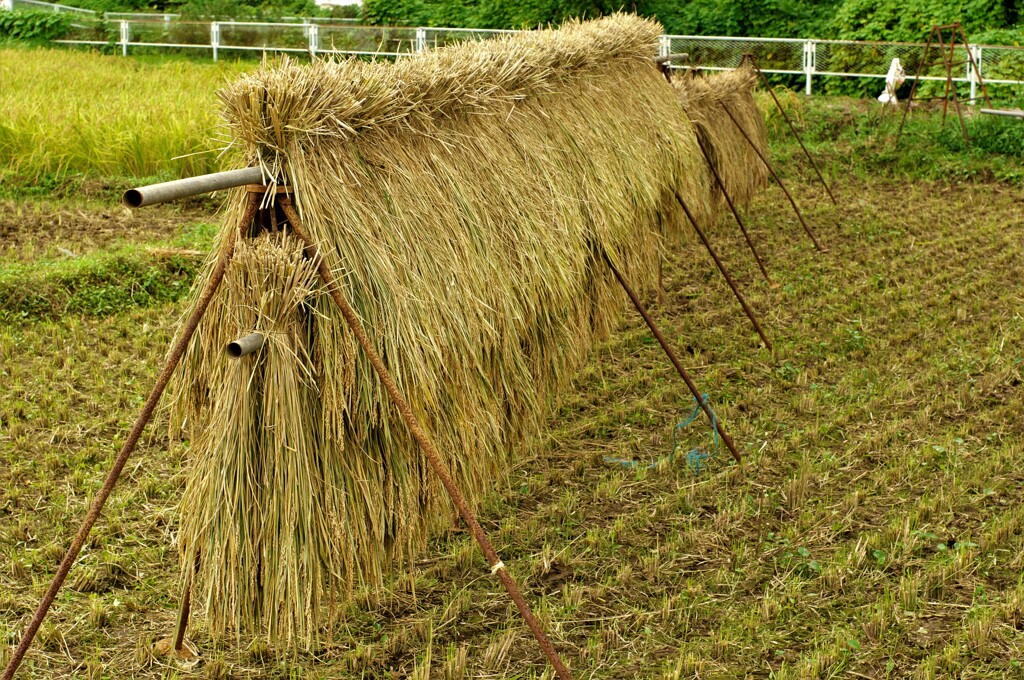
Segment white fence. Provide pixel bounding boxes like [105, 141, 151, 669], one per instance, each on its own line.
[661, 35, 1024, 99]
[4, 0, 359, 22]
[4, 0, 1024, 95]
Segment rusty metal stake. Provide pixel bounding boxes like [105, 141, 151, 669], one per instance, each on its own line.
[720, 103, 827, 253]
[171, 573, 193, 652]
[602, 252, 742, 464]
[0, 197, 258, 680]
[694, 138, 775, 286]
[674, 192, 772, 351]
[746, 55, 838, 206]
[277, 197, 573, 680]
[169, 551, 202, 654]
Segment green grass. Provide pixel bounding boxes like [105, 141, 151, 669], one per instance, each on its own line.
[760, 89, 1024, 184]
[2, 170, 1023, 677]
[0, 217, 218, 321]
[0, 246, 204, 322]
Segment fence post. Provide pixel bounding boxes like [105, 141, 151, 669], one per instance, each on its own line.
[308, 23, 318, 57]
[415, 27, 426, 53]
[211, 21, 219, 62]
[803, 40, 816, 95]
[119, 19, 129, 57]
[968, 44, 980, 104]
[658, 34, 670, 60]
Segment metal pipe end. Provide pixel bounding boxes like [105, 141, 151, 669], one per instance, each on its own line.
[122, 189, 144, 209]
[226, 332, 265, 358]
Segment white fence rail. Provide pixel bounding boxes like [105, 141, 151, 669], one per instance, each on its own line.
[663, 35, 1024, 98]
[5, 0, 1024, 94]
[6, 0, 359, 22]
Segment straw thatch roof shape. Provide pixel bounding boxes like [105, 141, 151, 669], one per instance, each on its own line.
[169, 13, 711, 648]
[673, 64, 769, 210]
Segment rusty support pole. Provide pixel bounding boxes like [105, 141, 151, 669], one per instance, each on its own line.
[0, 195, 259, 680]
[938, 29, 952, 124]
[962, 27, 992, 108]
[720, 103, 827, 253]
[694, 139, 775, 286]
[171, 574, 193, 652]
[945, 30, 970, 142]
[674, 193, 772, 351]
[897, 33, 933, 146]
[747, 55, 838, 206]
[170, 551, 202, 654]
[277, 197, 573, 680]
[601, 252, 743, 464]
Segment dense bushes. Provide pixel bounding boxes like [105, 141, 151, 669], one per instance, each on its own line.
[0, 10, 71, 42]
[829, 0, 1019, 41]
[4, 0, 1022, 43]
[362, 0, 1024, 43]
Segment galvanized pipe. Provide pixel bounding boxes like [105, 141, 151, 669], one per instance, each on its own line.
[654, 52, 689, 65]
[980, 108, 1024, 118]
[122, 167, 267, 208]
[226, 332, 265, 358]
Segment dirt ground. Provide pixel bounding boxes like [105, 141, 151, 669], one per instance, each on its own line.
[0, 185, 218, 263]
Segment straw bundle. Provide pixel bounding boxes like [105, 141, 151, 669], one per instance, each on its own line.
[169, 13, 710, 647]
[673, 65, 769, 210]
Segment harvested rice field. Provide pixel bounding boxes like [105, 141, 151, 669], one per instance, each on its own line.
[2, 25, 1024, 676]
[2, 166, 1023, 677]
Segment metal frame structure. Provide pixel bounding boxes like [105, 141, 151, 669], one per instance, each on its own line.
[897, 23, 991, 144]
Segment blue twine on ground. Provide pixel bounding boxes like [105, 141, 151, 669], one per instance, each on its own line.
[603, 393, 720, 474]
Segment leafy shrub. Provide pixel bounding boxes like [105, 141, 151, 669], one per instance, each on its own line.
[829, 0, 1018, 42]
[641, 0, 840, 38]
[0, 10, 72, 43]
[969, 111, 1024, 156]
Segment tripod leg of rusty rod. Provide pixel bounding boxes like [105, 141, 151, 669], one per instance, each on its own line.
[0, 199, 255, 680]
[939, 31, 953, 125]
[720, 103, 826, 253]
[961, 27, 991, 108]
[601, 252, 743, 464]
[278, 197, 573, 680]
[749, 58, 837, 206]
[897, 36, 932, 146]
[695, 140, 775, 286]
[171, 550, 202, 653]
[171, 574, 193, 653]
[674, 193, 772, 351]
